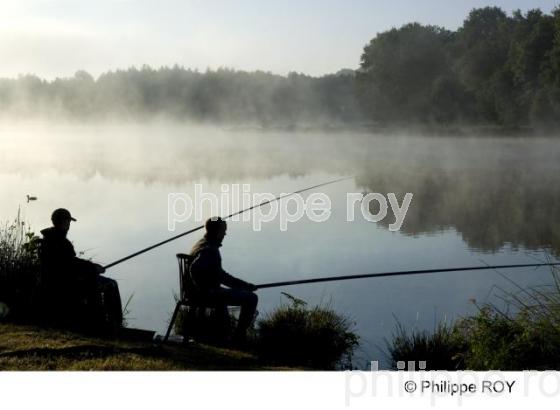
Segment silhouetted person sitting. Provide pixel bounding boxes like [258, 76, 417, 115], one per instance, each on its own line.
[39, 208, 123, 331]
[189, 217, 258, 343]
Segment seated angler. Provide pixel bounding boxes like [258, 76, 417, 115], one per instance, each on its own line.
[189, 217, 258, 343]
[39, 208, 123, 330]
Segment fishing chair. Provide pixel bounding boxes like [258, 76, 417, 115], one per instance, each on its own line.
[163, 253, 222, 344]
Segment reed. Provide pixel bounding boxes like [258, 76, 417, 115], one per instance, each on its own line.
[385, 318, 466, 370]
[386, 263, 560, 370]
[456, 264, 560, 370]
[0, 209, 41, 319]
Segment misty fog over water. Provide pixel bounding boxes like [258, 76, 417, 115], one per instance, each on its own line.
[1, 121, 559, 367]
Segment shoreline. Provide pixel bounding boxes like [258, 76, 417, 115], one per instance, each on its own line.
[0, 322, 293, 371]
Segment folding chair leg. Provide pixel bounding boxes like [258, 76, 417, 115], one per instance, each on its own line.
[163, 302, 182, 344]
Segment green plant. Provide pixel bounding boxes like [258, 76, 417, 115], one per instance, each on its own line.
[456, 265, 560, 370]
[255, 293, 359, 369]
[0, 210, 41, 318]
[386, 318, 467, 370]
[385, 264, 560, 370]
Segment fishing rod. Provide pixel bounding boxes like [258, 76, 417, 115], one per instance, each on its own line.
[104, 176, 353, 269]
[255, 262, 560, 289]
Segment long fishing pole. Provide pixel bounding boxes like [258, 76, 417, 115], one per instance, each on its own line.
[104, 176, 353, 269]
[255, 262, 560, 289]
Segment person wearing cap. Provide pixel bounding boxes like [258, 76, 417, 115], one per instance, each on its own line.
[39, 208, 122, 329]
[189, 217, 258, 343]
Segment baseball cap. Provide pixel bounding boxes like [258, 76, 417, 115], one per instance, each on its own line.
[51, 208, 77, 222]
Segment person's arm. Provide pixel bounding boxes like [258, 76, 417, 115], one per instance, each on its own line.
[192, 247, 255, 291]
[72, 256, 103, 276]
[221, 270, 255, 291]
[214, 251, 255, 291]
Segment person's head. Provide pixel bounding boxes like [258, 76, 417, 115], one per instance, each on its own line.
[51, 208, 76, 233]
[204, 217, 227, 242]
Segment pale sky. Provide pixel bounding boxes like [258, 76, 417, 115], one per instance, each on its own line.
[0, 0, 558, 79]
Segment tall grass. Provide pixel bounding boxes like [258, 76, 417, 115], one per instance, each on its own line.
[386, 319, 466, 370]
[0, 210, 41, 319]
[386, 264, 560, 370]
[255, 293, 359, 369]
[455, 264, 560, 370]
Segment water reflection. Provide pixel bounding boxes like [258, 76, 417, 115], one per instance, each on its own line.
[2, 122, 559, 256]
[355, 138, 560, 256]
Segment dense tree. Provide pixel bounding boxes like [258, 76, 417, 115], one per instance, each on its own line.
[358, 6, 560, 129]
[357, 23, 455, 124]
[454, 7, 514, 123]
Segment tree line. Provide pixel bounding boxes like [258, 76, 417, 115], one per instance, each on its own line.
[1, 6, 559, 129]
[0, 67, 362, 126]
[358, 6, 560, 128]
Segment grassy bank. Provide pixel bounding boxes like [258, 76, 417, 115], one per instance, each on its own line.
[386, 265, 560, 370]
[0, 322, 294, 370]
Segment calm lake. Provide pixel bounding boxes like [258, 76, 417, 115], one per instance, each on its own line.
[2, 121, 559, 368]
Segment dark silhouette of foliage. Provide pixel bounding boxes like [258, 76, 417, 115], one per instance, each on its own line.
[358, 6, 560, 129]
[255, 294, 359, 369]
[386, 319, 466, 370]
[357, 23, 456, 124]
[0, 212, 40, 320]
[387, 266, 560, 370]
